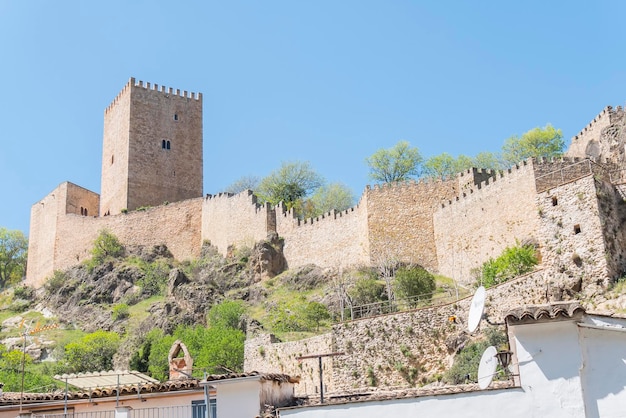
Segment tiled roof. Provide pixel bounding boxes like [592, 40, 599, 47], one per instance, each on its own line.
[289, 381, 516, 408]
[0, 372, 295, 406]
[505, 302, 585, 324]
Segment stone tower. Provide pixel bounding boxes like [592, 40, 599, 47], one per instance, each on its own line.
[100, 78, 203, 215]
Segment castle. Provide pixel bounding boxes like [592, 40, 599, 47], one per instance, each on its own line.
[25, 78, 626, 294]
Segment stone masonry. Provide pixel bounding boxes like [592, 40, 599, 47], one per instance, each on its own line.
[25, 79, 626, 298]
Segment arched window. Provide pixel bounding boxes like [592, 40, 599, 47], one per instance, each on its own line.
[84, 208, 88, 216]
[166, 140, 171, 150]
[162, 140, 166, 149]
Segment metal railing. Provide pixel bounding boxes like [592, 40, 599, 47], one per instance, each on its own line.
[344, 289, 455, 321]
[33, 411, 114, 418]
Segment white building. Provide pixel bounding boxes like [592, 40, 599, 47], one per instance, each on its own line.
[278, 303, 626, 418]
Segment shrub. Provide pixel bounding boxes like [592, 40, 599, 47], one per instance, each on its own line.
[394, 266, 436, 307]
[444, 327, 508, 384]
[45, 270, 67, 293]
[207, 300, 247, 331]
[86, 230, 124, 271]
[112, 303, 130, 320]
[63, 330, 121, 373]
[304, 301, 331, 331]
[475, 243, 538, 288]
[349, 276, 387, 305]
[13, 285, 34, 300]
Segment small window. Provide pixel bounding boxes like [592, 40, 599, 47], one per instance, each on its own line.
[80, 207, 84, 216]
[574, 224, 581, 234]
[174, 114, 179, 121]
[552, 196, 558, 206]
[162, 140, 166, 149]
[111, 155, 114, 164]
[84, 208, 88, 216]
[192, 400, 215, 418]
[166, 140, 171, 150]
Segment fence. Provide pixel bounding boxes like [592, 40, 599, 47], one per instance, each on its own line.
[341, 289, 455, 321]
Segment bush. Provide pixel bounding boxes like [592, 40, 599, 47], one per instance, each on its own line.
[86, 230, 124, 271]
[63, 330, 120, 373]
[45, 270, 67, 293]
[475, 243, 538, 288]
[349, 275, 387, 305]
[207, 300, 247, 331]
[112, 303, 130, 320]
[13, 285, 34, 300]
[394, 266, 436, 307]
[304, 301, 331, 331]
[444, 327, 508, 384]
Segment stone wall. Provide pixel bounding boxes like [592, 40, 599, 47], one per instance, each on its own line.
[26, 197, 203, 288]
[366, 179, 458, 272]
[566, 106, 625, 161]
[244, 333, 334, 396]
[434, 161, 541, 284]
[244, 271, 551, 395]
[100, 78, 203, 215]
[276, 198, 370, 270]
[536, 175, 612, 292]
[201, 191, 273, 255]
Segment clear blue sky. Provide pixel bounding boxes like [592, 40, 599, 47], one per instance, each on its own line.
[2, 1, 626, 235]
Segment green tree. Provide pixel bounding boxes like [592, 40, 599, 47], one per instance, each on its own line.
[304, 301, 331, 331]
[349, 275, 388, 305]
[502, 124, 564, 165]
[423, 153, 458, 179]
[366, 141, 423, 183]
[0, 227, 28, 288]
[64, 330, 120, 373]
[207, 300, 247, 331]
[223, 175, 260, 194]
[257, 161, 324, 210]
[473, 151, 503, 171]
[394, 266, 436, 307]
[0, 346, 59, 392]
[90, 230, 124, 263]
[303, 182, 355, 219]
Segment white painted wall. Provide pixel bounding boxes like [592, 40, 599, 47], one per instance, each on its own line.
[579, 323, 626, 418]
[214, 379, 260, 418]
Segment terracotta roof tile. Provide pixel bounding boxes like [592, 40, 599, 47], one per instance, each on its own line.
[505, 302, 585, 324]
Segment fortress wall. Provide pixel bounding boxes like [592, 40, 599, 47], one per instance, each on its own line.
[566, 106, 626, 161]
[275, 197, 370, 270]
[201, 191, 272, 255]
[244, 333, 334, 396]
[536, 175, 615, 290]
[366, 179, 459, 272]
[26, 183, 67, 288]
[65, 182, 100, 217]
[27, 198, 203, 288]
[434, 161, 540, 284]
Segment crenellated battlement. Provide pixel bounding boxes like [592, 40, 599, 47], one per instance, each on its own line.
[571, 106, 619, 142]
[105, 77, 202, 114]
[439, 159, 532, 209]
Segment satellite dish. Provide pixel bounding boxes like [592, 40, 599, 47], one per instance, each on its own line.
[477, 345, 498, 389]
[468, 286, 486, 333]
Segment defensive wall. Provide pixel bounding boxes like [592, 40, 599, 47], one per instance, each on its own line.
[201, 190, 274, 255]
[245, 269, 551, 394]
[566, 106, 625, 162]
[365, 178, 459, 272]
[26, 184, 203, 288]
[275, 197, 370, 270]
[433, 160, 540, 284]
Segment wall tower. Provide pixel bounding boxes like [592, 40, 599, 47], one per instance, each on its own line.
[100, 78, 203, 215]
